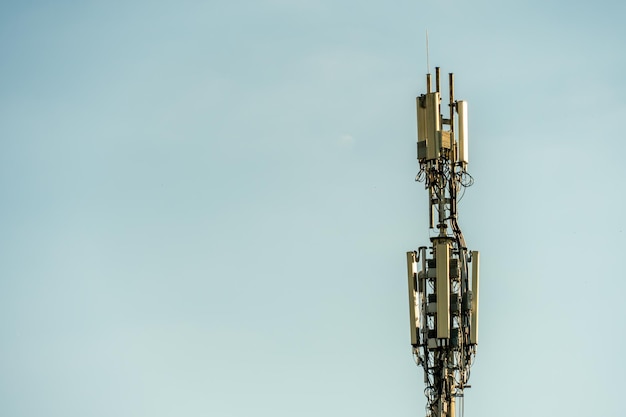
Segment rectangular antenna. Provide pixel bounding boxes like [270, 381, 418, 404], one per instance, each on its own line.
[470, 251, 480, 344]
[416, 92, 441, 161]
[436, 242, 450, 339]
[457, 101, 469, 165]
[406, 252, 419, 345]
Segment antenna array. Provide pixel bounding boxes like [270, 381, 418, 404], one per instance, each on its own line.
[406, 68, 480, 417]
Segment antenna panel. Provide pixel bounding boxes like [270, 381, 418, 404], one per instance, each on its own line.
[416, 92, 441, 160]
[406, 252, 419, 345]
[435, 242, 450, 339]
[457, 101, 469, 165]
[470, 251, 480, 345]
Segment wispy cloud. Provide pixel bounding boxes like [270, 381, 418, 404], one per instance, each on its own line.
[338, 133, 355, 148]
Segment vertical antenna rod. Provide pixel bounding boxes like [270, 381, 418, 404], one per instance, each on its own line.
[426, 29, 430, 75]
[425, 31, 431, 93]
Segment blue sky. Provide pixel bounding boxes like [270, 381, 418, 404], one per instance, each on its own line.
[1, 0, 625, 416]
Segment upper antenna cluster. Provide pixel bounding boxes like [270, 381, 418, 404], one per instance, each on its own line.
[417, 68, 468, 169]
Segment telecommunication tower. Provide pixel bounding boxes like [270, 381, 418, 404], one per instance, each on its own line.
[406, 67, 479, 417]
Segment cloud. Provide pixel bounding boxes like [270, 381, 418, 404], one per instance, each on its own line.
[338, 134, 355, 148]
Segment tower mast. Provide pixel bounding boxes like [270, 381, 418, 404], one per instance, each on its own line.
[406, 68, 480, 417]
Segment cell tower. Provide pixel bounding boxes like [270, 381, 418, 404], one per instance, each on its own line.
[406, 67, 480, 417]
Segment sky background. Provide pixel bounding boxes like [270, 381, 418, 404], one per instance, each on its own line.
[1, 0, 625, 416]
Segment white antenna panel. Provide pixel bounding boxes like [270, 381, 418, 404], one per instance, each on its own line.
[406, 252, 419, 346]
[457, 100, 469, 165]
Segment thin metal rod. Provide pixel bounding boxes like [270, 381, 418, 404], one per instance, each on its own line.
[426, 74, 431, 93]
[429, 190, 434, 228]
[426, 29, 430, 75]
[435, 67, 440, 93]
